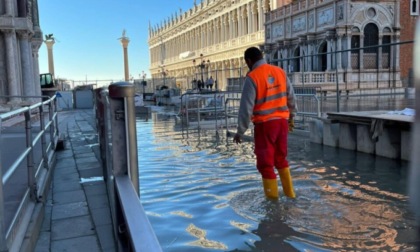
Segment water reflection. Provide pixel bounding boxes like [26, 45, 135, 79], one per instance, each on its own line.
[137, 106, 417, 252]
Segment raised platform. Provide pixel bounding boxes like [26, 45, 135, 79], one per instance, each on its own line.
[309, 110, 414, 160]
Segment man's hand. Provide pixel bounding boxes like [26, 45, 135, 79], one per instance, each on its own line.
[233, 133, 242, 144]
[288, 117, 294, 132]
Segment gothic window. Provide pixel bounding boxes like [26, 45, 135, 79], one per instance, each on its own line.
[363, 23, 379, 69]
[293, 47, 301, 72]
[272, 50, 279, 65]
[351, 35, 360, 69]
[382, 35, 391, 68]
[318, 42, 328, 72]
[412, 0, 419, 16]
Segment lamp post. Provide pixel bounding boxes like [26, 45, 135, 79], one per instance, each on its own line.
[192, 53, 210, 90]
[158, 65, 168, 87]
[140, 71, 147, 99]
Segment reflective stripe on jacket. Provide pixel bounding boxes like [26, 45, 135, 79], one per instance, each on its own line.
[247, 64, 290, 123]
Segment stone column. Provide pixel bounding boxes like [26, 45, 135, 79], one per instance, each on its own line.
[337, 34, 343, 70]
[359, 35, 364, 70]
[5, 0, 14, 15]
[4, 30, 21, 103]
[393, 33, 400, 71]
[229, 12, 234, 38]
[253, 2, 258, 32]
[258, 0, 263, 30]
[201, 26, 204, 48]
[247, 3, 252, 34]
[378, 35, 383, 70]
[18, 31, 35, 102]
[44, 39, 55, 77]
[238, 7, 242, 37]
[327, 40, 332, 71]
[119, 36, 130, 81]
[32, 43, 42, 97]
[346, 34, 352, 70]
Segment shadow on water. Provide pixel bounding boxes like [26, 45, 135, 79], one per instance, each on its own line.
[136, 106, 418, 252]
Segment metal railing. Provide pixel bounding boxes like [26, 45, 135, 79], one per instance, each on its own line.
[95, 83, 162, 252]
[0, 95, 59, 251]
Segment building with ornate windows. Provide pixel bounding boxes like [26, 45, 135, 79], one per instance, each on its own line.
[264, 0, 415, 91]
[148, 0, 286, 91]
[0, 0, 43, 106]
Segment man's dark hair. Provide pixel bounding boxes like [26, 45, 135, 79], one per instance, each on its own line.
[244, 47, 263, 62]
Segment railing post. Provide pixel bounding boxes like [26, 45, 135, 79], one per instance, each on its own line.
[39, 105, 49, 169]
[48, 101, 54, 149]
[94, 88, 107, 179]
[25, 111, 36, 201]
[108, 82, 139, 195]
[0, 120, 8, 252]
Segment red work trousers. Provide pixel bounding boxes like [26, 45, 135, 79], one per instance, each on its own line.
[254, 119, 289, 179]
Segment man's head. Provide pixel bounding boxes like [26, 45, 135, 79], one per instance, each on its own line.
[244, 47, 263, 70]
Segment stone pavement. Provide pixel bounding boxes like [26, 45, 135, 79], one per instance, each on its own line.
[34, 109, 116, 251]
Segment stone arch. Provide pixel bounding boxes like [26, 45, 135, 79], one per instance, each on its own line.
[363, 22, 379, 69]
[293, 46, 300, 72]
[318, 41, 328, 72]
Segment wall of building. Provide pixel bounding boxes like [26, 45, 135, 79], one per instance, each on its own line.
[148, 0, 274, 91]
[264, 0, 403, 90]
[0, 0, 43, 106]
[400, 0, 418, 87]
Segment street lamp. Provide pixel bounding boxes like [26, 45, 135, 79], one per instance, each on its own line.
[192, 53, 210, 90]
[158, 65, 168, 87]
[140, 71, 147, 99]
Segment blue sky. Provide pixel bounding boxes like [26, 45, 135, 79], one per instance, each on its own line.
[38, 0, 195, 82]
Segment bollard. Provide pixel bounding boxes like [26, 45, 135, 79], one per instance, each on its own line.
[108, 82, 139, 195]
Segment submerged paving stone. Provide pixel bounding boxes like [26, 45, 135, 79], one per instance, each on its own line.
[77, 162, 102, 171]
[76, 156, 99, 164]
[51, 235, 100, 251]
[53, 190, 86, 205]
[51, 215, 95, 241]
[52, 202, 89, 220]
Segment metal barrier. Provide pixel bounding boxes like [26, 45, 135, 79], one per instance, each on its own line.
[0, 95, 59, 251]
[95, 82, 162, 252]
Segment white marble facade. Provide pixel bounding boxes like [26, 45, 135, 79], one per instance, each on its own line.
[0, 0, 43, 105]
[148, 0, 275, 91]
[265, 0, 402, 90]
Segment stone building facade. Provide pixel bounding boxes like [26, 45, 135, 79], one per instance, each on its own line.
[148, 0, 287, 91]
[0, 0, 43, 106]
[264, 0, 405, 91]
[400, 0, 419, 87]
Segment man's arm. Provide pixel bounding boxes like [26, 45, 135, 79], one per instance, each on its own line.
[286, 76, 297, 118]
[235, 76, 256, 140]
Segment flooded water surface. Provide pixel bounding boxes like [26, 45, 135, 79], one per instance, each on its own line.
[137, 107, 418, 252]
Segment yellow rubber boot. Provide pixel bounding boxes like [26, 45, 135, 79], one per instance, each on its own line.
[278, 168, 296, 198]
[262, 178, 279, 199]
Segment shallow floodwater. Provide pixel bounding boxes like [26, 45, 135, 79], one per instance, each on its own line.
[136, 106, 418, 252]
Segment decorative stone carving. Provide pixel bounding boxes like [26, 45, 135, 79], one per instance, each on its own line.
[337, 5, 344, 21]
[318, 7, 334, 27]
[292, 15, 306, 33]
[272, 21, 283, 38]
[309, 13, 314, 29]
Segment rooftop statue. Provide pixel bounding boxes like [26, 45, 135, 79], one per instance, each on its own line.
[45, 34, 54, 41]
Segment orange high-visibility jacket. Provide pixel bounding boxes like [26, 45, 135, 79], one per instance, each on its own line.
[247, 64, 290, 123]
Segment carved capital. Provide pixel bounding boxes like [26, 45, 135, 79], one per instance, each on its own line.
[17, 30, 31, 39]
[1, 29, 15, 37]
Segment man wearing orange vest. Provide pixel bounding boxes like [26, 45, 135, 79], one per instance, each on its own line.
[234, 47, 297, 199]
